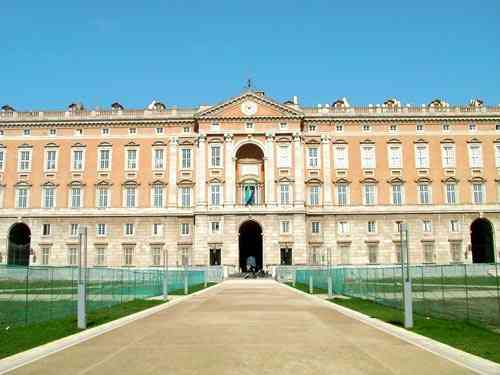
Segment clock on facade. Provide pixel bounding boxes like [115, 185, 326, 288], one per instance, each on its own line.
[240, 101, 258, 116]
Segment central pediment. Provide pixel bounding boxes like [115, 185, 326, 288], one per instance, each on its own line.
[196, 91, 304, 120]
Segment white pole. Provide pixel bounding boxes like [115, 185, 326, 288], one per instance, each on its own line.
[403, 225, 414, 328]
[77, 226, 87, 329]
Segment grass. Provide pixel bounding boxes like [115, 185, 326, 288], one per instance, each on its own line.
[0, 299, 166, 360]
[168, 282, 217, 295]
[286, 282, 328, 294]
[330, 297, 500, 364]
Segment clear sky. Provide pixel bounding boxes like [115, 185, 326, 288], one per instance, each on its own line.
[1, 0, 499, 110]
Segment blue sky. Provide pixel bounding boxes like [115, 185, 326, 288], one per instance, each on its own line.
[1, 0, 499, 110]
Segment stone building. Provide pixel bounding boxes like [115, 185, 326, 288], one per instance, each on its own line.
[0, 91, 499, 270]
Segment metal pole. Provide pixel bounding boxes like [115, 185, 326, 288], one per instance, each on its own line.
[401, 223, 413, 328]
[328, 247, 333, 298]
[184, 254, 188, 295]
[163, 246, 168, 301]
[77, 226, 87, 329]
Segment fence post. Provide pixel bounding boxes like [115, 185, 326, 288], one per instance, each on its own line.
[24, 266, 29, 326]
[163, 247, 169, 301]
[309, 272, 313, 294]
[77, 226, 87, 330]
[464, 263, 470, 322]
[184, 267, 188, 295]
[440, 265, 446, 309]
[421, 265, 426, 316]
[204, 266, 208, 288]
[293, 268, 296, 287]
[495, 263, 500, 325]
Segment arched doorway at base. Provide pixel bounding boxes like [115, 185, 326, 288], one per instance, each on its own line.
[239, 220, 263, 272]
[470, 218, 495, 263]
[8, 223, 31, 266]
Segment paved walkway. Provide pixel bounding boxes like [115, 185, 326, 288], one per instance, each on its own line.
[9, 280, 475, 375]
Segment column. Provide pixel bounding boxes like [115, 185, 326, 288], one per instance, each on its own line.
[196, 135, 207, 209]
[224, 134, 235, 207]
[293, 133, 305, 208]
[264, 132, 275, 206]
[322, 135, 333, 207]
[168, 137, 178, 208]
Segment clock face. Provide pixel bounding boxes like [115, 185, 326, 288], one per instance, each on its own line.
[240, 101, 258, 116]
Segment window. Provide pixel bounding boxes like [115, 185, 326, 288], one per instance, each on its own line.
[496, 124, 500, 131]
[468, 144, 483, 168]
[128, 128, 137, 135]
[415, 145, 429, 168]
[96, 223, 107, 236]
[126, 149, 138, 170]
[277, 145, 291, 168]
[180, 223, 190, 236]
[450, 241, 462, 262]
[422, 220, 432, 233]
[211, 121, 220, 130]
[96, 246, 106, 266]
[42, 186, 55, 208]
[42, 223, 51, 236]
[336, 184, 348, 206]
[337, 221, 349, 234]
[441, 144, 455, 168]
[125, 186, 136, 208]
[416, 123, 424, 132]
[246, 122, 254, 130]
[101, 128, 109, 136]
[446, 183, 457, 204]
[280, 221, 290, 234]
[361, 145, 375, 169]
[496, 144, 500, 167]
[124, 223, 134, 236]
[210, 184, 221, 206]
[16, 187, 29, 208]
[334, 146, 348, 169]
[210, 145, 222, 168]
[450, 220, 460, 233]
[279, 122, 288, 130]
[367, 221, 377, 233]
[308, 147, 319, 168]
[472, 183, 484, 204]
[183, 127, 190, 133]
[388, 145, 402, 169]
[423, 243, 435, 263]
[49, 128, 57, 136]
[181, 148, 191, 169]
[389, 124, 398, 133]
[152, 184, 164, 208]
[97, 187, 109, 208]
[362, 124, 371, 132]
[336, 124, 343, 132]
[0, 150, 5, 171]
[72, 149, 84, 171]
[153, 149, 165, 170]
[45, 150, 57, 171]
[368, 244, 378, 264]
[155, 127, 164, 135]
[70, 186, 81, 208]
[392, 184, 403, 206]
[123, 246, 134, 266]
[18, 149, 32, 171]
[442, 123, 450, 132]
[468, 122, 477, 132]
[68, 247, 78, 266]
[311, 221, 320, 234]
[309, 186, 320, 206]
[210, 221, 221, 234]
[23, 128, 31, 136]
[181, 187, 191, 207]
[98, 149, 111, 170]
[41, 247, 50, 265]
[152, 223, 163, 236]
[280, 184, 290, 205]
[363, 184, 376, 205]
[418, 183, 430, 204]
[74, 128, 83, 136]
[151, 246, 161, 266]
[308, 124, 317, 132]
[70, 224, 80, 237]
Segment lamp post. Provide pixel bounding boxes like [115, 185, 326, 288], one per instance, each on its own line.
[397, 221, 413, 328]
[77, 226, 87, 329]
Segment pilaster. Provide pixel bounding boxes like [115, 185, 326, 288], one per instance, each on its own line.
[224, 134, 235, 207]
[264, 132, 276, 206]
[168, 137, 178, 208]
[196, 135, 207, 208]
[293, 133, 305, 207]
[322, 135, 333, 207]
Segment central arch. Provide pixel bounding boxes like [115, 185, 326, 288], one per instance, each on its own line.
[7, 223, 31, 266]
[239, 220, 263, 272]
[470, 218, 495, 263]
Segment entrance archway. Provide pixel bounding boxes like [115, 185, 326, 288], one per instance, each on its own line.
[470, 218, 495, 263]
[239, 220, 263, 272]
[7, 223, 31, 266]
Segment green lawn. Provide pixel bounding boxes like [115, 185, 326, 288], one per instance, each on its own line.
[286, 282, 329, 295]
[0, 299, 166, 360]
[330, 297, 500, 364]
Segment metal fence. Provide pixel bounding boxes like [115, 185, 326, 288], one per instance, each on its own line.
[0, 265, 211, 329]
[277, 263, 500, 329]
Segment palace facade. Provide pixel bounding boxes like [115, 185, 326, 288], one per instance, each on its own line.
[0, 90, 499, 270]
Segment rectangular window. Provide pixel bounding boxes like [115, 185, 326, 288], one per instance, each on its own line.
[152, 184, 163, 208]
[446, 183, 457, 204]
[280, 184, 290, 205]
[96, 223, 107, 236]
[151, 246, 161, 266]
[388, 146, 402, 169]
[49, 128, 57, 136]
[153, 149, 164, 170]
[280, 122, 288, 130]
[309, 186, 320, 206]
[70, 187, 81, 208]
[280, 221, 290, 234]
[180, 223, 190, 236]
[367, 221, 377, 233]
[124, 223, 134, 236]
[210, 184, 221, 206]
[96, 246, 106, 266]
[337, 221, 349, 234]
[392, 184, 403, 206]
[422, 220, 432, 233]
[68, 247, 78, 266]
[41, 247, 50, 265]
[389, 124, 398, 133]
[42, 223, 51, 236]
[441, 144, 456, 168]
[368, 244, 378, 264]
[97, 187, 109, 208]
[278, 145, 291, 168]
[0, 150, 4, 171]
[181, 187, 191, 207]
[23, 128, 31, 136]
[311, 221, 321, 234]
[210, 221, 221, 234]
[334, 146, 348, 169]
[472, 183, 484, 204]
[363, 184, 376, 205]
[423, 243, 435, 263]
[125, 186, 136, 208]
[468, 144, 483, 168]
[155, 127, 164, 135]
[70, 223, 80, 237]
[337, 184, 348, 206]
[450, 220, 460, 233]
[126, 149, 138, 170]
[450, 241, 462, 262]
[361, 145, 376, 169]
[101, 128, 109, 136]
[336, 124, 343, 132]
[152, 223, 163, 236]
[128, 128, 136, 135]
[496, 144, 500, 167]
[181, 149, 191, 169]
[99, 149, 111, 170]
[123, 246, 134, 266]
[45, 150, 57, 170]
[415, 145, 429, 168]
[468, 122, 477, 132]
[16, 187, 29, 208]
[43, 187, 55, 208]
[210, 145, 221, 168]
[418, 184, 430, 204]
[18, 150, 31, 171]
[72, 150, 84, 171]
[362, 124, 371, 132]
[308, 147, 319, 168]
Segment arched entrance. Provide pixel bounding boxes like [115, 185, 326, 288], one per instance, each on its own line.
[7, 223, 31, 266]
[235, 143, 265, 206]
[470, 218, 495, 263]
[239, 220, 263, 272]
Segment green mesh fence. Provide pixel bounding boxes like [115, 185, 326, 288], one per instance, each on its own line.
[278, 263, 500, 329]
[0, 266, 209, 329]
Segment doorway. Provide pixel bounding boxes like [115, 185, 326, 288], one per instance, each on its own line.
[239, 220, 263, 272]
[7, 223, 31, 266]
[470, 218, 495, 263]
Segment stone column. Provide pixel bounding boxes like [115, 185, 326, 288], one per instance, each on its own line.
[293, 133, 305, 208]
[264, 132, 275, 207]
[168, 137, 178, 208]
[322, 135, 333, 207]
[224, 134, 235, 207]
[196, 135, 207, 209]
